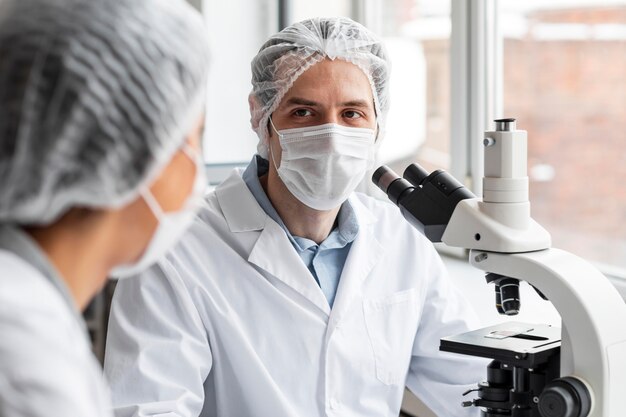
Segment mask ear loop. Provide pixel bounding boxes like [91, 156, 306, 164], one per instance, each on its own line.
[374, 120, 380, 142]
[268, 116, 282, 173]
[179, 143, 208, 211]
[140, 186, 165, 223]
[141, 143, 202, 223]
[181, 143, 200, 162]
[181, 144, 204, 183]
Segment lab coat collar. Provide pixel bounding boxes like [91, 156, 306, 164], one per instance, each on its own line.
[215, 168, 378, 233]
[346, 193, 377, 227]
[216, 170, 331, 315]
[214, 169, 383, 318]
[215, 168, 267, 233]
[249, 220, 332, 315]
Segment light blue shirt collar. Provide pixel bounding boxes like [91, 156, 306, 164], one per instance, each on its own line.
[241, 155, 359, 251]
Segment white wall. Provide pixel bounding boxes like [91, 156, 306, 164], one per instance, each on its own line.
[202, 0, 277, 163]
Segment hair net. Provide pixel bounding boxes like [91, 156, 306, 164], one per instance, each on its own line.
[0, 0, 209, 225]
[249, 17, 390, 158]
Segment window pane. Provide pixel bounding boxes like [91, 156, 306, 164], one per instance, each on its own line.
[380, 0, 451, 175]
[202, 1, 275, 165]
[501, 1, 626, 269]
[291, 0, 351, 21]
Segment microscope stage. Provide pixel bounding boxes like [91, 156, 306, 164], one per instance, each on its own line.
[440, 322, 561, 368]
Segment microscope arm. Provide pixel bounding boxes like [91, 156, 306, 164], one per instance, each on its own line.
[469, 248, 626, 417]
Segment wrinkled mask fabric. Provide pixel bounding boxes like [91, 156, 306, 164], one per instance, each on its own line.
[270, 118, 375, 210]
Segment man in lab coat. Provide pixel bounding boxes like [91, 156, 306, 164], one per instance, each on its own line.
[105, 17, 485, 417]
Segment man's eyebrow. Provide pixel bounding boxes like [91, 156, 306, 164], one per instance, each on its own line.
[340, 99, 372, 108]
[284, 97, 319, 106]
[284, 97, 373, 109]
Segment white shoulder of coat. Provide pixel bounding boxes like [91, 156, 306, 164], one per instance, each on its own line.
[0, 252, 110, 417]
[0, 250, 70, 319]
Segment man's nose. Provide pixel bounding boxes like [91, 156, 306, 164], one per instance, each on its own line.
[321, 112, 341, 126]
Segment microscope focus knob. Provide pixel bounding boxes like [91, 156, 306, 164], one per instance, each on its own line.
[538, 377, 591, 417]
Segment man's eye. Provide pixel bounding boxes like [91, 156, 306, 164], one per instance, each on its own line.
[344, 110, 362, 119]
[293, 109, 312, 117]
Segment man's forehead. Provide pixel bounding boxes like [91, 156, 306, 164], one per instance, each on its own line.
[281, 59, 373, 100]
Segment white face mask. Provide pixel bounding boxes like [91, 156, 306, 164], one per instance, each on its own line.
[269, 118, 376, 211]
[110, 145, 206, 279]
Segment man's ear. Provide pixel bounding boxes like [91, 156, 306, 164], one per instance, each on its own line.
[248, 93, 261, 130]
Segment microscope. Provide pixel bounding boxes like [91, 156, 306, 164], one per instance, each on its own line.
[372, 119, 626, 417]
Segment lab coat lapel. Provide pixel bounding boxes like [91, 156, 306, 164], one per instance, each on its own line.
[215, 169, 266, 232]
[216, 169, 331, 316]
[328, 197, 384, 332]
[248, 221, 331, 316]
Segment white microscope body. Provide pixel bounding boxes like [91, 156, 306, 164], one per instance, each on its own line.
[443, 119, 626, 417]
[373, 119, 626, 417]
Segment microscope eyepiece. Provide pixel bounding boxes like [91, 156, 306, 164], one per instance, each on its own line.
[403, 163, 430, 187]
[372, 166, 399, 194]
[372, 166, 415, 205]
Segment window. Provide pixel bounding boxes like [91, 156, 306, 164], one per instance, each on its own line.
[500, 1, 626, 270]
[378, 0, 451, 176]
[201, 0, 277, 183]
[290, 0, 352, 21]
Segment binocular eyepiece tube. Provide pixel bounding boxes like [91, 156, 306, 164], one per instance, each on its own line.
[372, 163, 475, 243]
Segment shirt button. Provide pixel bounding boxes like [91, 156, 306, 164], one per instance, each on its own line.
[330, 398, 340, 410]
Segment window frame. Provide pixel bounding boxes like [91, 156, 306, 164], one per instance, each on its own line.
[480, 0, 626, 279]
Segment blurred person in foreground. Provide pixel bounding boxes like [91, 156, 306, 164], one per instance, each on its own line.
[0, 0, 209, 415]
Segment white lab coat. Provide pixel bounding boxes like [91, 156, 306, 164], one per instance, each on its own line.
[0, 249, 112, 417]
[104, 169, 486, 417]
